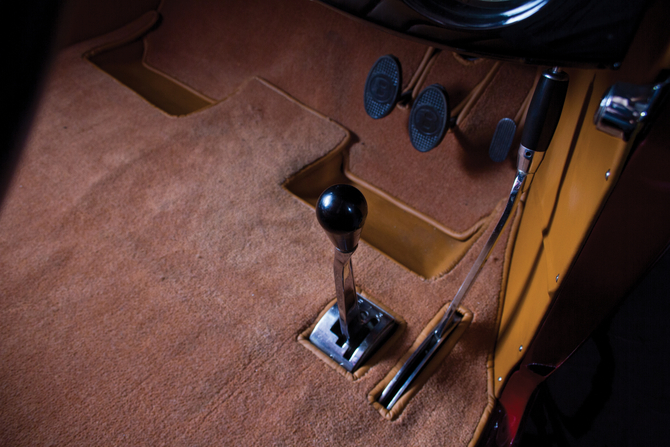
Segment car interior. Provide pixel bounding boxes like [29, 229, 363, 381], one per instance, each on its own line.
[2, 0, 670, 445]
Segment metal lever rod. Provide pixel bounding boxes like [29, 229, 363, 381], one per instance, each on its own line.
[379, 170, 525, 410]
[437, 171, 525, 340]
[379, 67, 569, 410]
[333, 248, 358, 340]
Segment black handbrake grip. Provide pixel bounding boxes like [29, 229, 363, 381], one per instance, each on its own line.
[521, 68, 569, 153]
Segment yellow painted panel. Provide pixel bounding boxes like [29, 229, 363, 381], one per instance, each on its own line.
[494, 68, 649, 395]
[494, 70, 601, 393]
[542, 78, 628, 296]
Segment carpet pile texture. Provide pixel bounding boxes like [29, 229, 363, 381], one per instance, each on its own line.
[0, 1, 532, 444]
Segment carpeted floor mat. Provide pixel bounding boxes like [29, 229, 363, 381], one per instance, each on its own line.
[143, 0, 536, 233]
[0, 11, 516, 447]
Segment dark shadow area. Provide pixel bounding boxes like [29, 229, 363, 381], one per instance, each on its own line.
[0, 0, 64, 210]
[519, 246, 670, 447]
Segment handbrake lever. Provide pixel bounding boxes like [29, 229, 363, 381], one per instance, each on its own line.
[378, 67, 569, 411]
[517, 67, 569, 180]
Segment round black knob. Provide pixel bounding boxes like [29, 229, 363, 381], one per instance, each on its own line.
[316, 184, 368, 253]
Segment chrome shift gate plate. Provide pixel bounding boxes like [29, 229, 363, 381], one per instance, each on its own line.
[309, 294, 397, 372]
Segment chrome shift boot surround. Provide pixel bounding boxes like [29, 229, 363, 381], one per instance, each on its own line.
[310, 294, 396, 372]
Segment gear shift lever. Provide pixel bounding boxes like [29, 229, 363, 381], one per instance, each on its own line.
[316, 184, 367, 339]
[309, 184, 397, 372]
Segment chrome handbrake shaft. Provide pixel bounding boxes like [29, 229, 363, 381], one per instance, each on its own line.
[379, 68, 569, 410]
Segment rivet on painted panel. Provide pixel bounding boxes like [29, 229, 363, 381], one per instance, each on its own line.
[519, 345, 523, 352]
[606, 169, 611, 180]
[556, 274, 560, 282]
[498, 377, 503, 382]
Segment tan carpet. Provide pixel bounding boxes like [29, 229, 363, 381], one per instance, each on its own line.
[144, 0, 536, 233]
[0, 3, 523, 445]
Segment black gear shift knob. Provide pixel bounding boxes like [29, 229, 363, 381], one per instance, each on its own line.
[316, 184, 368, 253]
